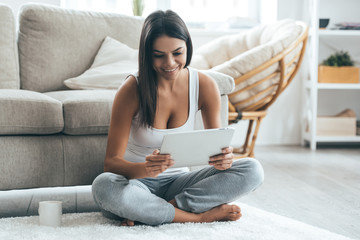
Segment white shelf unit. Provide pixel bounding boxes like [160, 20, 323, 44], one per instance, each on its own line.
[305, 82, 360, 90]
[319, 30, 360, 37]
[302, 0, 360, 150]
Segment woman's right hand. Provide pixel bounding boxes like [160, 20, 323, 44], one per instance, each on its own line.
[145, 149, 174, 177]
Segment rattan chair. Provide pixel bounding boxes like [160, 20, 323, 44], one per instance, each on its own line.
[191, 20, 309, 158]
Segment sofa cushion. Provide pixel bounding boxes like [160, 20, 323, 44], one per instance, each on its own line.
[0, 90, 63, 135]
[0, 4, 19, 89]
[44, 90, 116, 135]
[64, 36, 138, 90]
[18, 3, 144, 92]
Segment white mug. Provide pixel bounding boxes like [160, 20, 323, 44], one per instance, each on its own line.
[38, 201, 62, 227]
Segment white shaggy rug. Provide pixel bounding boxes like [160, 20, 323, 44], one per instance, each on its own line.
[0, 203, 352, 240]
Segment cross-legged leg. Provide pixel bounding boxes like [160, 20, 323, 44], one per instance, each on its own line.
[92, 158, 263, 225]
[92, 172, 175, 226]
[164, 158, 264, 213]
[92, 172, 239, 225]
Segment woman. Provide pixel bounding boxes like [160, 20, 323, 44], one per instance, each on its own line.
[92, 10, 264, 226]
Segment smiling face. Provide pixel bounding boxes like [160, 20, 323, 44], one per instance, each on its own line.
[152, 35, 187, 81]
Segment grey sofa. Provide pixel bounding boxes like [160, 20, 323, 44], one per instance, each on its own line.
[0, 3, 232, 217]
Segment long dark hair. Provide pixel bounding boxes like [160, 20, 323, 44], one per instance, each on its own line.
[137, 10, 193, 128]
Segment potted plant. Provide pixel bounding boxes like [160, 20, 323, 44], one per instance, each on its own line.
[318, 51, 359, 83]
[133, 0, 145, 16]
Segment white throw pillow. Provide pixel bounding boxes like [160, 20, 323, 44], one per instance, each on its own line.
[64, 36, 138, 90]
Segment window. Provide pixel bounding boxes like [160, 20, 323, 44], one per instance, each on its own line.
[61, 0, 277, 30]
[169, 0, 259, 29]
[61, 0, 157, 17]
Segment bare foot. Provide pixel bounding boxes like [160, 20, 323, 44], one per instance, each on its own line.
[200, 204, 241, 222]
[120, 219, 135, 226]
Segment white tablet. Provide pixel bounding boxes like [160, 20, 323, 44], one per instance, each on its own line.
[160, 127, 235, 168]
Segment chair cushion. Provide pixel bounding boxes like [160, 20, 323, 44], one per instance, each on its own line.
[0, 90, 63, 134]
[190, 19, 304, 111]
[190, 24, 266, 70]
[0, 4, 19, 89]
[44, 90, 116, 135]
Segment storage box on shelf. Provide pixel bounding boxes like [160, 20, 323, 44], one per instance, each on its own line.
[318, 50, 359, 83]
[318, 66, 359, 83]
[308, 109, 357, 137]
[316, 116, 356, 136]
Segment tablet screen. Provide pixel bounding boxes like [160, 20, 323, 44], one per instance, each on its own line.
[160, 127, 235, 168]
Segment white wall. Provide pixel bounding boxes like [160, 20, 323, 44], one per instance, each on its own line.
[319, 0, 360, 28]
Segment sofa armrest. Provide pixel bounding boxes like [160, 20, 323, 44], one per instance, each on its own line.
[0, 4, 19, 89]
[195, 94, 229, 129]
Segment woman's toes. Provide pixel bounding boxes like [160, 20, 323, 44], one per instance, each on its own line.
[120, 219, 135, 226]
[127, 220, 135, 226]
[231, 205, 241, 213]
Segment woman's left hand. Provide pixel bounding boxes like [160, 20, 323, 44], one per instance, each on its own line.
[208, 146, 234, 170]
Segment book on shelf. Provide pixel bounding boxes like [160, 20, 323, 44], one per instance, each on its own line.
[334, 22, 360, 30]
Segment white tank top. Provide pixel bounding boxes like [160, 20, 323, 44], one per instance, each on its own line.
[124, 67, 199, 176]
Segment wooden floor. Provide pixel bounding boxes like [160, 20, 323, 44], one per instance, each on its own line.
[238, 145, 360, 240]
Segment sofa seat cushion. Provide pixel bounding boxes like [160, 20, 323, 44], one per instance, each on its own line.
[0, 89, 63, 135]
[44, 90, 116, 135]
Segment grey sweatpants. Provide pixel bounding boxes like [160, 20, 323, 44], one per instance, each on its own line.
[92, 158, 264, 225]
